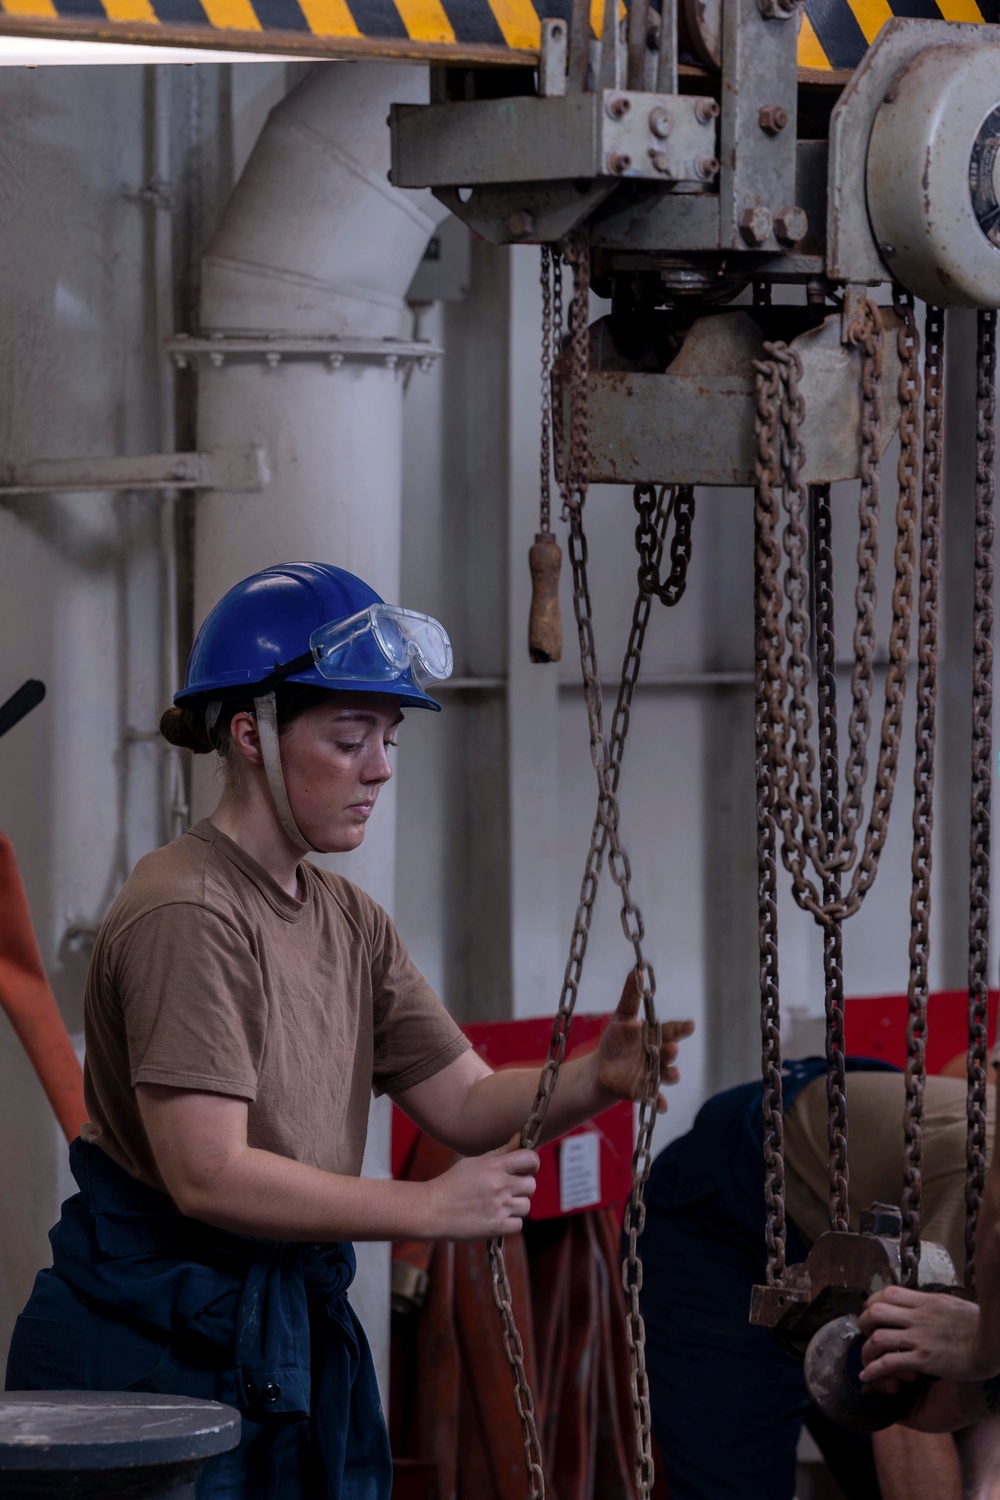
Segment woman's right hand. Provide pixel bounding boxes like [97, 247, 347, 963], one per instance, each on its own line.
[427, 1135, 539, 1239]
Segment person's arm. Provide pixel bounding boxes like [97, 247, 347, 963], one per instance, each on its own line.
[871, 1427, 962, 1500]
[394, 971, 694, 1156]
[860, 1053, 1000, 1387]
[136, 1084, 538, 1242]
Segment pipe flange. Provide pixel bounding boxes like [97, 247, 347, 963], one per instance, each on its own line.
[167, 334, 443, 373]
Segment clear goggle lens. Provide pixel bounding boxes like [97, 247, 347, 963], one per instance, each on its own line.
[309, 604, 454, 691]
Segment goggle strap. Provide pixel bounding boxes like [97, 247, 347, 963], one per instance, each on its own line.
[254, 692, 316, 856]
[258, 649, 315, 690]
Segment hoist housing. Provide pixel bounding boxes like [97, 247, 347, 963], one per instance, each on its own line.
[390, 9, 1000, 312]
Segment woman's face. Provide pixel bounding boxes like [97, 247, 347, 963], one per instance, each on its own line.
[280, 694, 403, 854]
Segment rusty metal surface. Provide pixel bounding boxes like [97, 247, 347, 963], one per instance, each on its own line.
[803, 1315, 922, 1431]
[867, 41, 1000, 308]
[562, 308, 903, 487]
[827, 19, 987, 287]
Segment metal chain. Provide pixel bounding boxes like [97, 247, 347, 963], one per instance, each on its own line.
[490, 230, 685, 1500]
[754, 443, 786, 1282]
[966, 307, 997, 1291]
[900, 298, 937, 1287]
[752, 301, 919, 925]
[634, 482, 696, 605]
[812, 482, 849, 1232]
[539, 245, 554, 536]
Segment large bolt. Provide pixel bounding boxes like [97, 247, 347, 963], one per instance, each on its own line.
[648, 150, 676, 178]
[649, 106, 672, 138]
[606, 151, 632, 175]
[507, 208, 536, 241]
[695, 156, 720, 180]
[694, 97, 720, 123]
[606, 94, 631, 120]
[758, 103, 788, 136]
[739, 204, 773, 246]
[774, 204, 808, 245]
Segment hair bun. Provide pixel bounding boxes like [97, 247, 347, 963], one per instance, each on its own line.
[159, 705, 214, 754]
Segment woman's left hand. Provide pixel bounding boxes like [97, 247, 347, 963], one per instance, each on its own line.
[593, 970, 694, 1112]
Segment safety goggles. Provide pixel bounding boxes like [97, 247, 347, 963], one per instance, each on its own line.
[304, 604, 454, 690]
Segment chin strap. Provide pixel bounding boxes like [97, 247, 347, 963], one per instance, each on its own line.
[254, 692, 316, 855]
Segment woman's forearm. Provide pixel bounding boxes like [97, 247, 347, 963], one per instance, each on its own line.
[173, 1145, 436, 1241]
[447, 1051, 614, 1154]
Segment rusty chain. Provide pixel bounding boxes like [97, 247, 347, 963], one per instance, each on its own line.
[900, 297, 937, 1286]
[491, 232, 689, 1500]
[899, 295, 936, 1284]
[811, 481, 849, 1232]
[754, 436, 786, 1282]
[966, 307, 996, 1291]
[539, 245, 554, 536]
[753, 294, 922, 1269]
[753, 302, 918, 928]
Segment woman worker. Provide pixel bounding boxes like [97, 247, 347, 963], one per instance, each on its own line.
[4, 561, 690, 1500]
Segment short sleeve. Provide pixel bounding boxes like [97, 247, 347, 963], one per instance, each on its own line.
[369, 908, 469, 1096]
[110, 903, 268, 1100]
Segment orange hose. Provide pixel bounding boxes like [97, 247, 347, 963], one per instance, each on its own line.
[0, 830, 86, 1142]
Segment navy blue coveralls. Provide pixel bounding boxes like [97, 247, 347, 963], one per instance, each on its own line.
[5, 1138, 392, 1500]
[640, 1057, 896, 1500]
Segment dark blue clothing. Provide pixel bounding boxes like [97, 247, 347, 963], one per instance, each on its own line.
[5, 1140, 392, 1500]
[641, 1058, 896, 1500]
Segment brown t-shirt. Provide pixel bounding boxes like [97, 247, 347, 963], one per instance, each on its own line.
[784, 1071, 995, 1277]
[81, 820, 469, 1191]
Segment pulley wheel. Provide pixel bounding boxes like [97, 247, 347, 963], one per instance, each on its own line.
[803, 1314, 923, 1432]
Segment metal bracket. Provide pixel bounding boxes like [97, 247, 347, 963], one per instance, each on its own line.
[0, 448, 271, 496]
[391, 91, 718, 192]
[718, 0, 799, 251]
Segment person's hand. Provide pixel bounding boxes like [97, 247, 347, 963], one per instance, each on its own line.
[593, 970, 694, 1113]
[426, 1135, 539, 1239]
[859, 1287, 987, 1388]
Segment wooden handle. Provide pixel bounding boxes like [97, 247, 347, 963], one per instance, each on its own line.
[528, 532, 563, 664]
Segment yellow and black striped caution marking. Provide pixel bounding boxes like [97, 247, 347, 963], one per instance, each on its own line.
[0, 0, 993, 78]
[800, 0, 995, 70]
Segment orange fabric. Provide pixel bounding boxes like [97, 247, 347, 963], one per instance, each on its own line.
[0, 830, 86, 1141]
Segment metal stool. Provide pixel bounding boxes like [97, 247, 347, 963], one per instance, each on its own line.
[0, 1391, 240, 1498]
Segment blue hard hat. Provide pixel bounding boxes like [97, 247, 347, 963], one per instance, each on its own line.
[175, 562, 446, 712]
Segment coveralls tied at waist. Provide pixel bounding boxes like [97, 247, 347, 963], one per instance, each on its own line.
[5, 1138, 392, 1500]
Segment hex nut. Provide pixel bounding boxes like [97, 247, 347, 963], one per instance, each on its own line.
[774, 204, 808, 245]
[649, 106, 673, 138]
[694, 97, 720, 123]
[758, 103, 788, 136]
[606, 152, 632, 175]
[739, 204, 773, 246]
[606, 95, 631, 120]
[507, 209, 536, 241]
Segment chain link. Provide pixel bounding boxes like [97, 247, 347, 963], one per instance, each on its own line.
[539, 246, 554, 536]
[812, 482, 849, 1232]
[491, 232, 690, 1500]
[754, 461, 786, 1283]
[966, 307, 997, 1291]
[753, 296, 921, 1267]
[900, 297, 937, 1285]
[752, 303, 918, 927]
